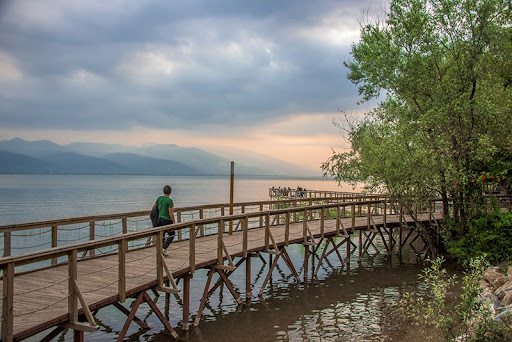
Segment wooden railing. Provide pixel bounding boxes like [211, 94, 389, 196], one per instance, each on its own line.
[0, 196, 443, 341]
[0, 195, 384, 261]
[269, 188, 362, 199]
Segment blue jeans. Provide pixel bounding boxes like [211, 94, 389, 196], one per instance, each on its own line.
[157, 217, 175, 250]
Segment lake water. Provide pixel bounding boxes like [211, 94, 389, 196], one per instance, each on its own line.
[0, 175, 347, 225]
[0, 175, 442, 341]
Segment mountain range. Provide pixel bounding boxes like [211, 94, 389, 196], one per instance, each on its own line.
[0, 138, 319, 176]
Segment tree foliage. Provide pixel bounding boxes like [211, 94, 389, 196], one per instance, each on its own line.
[323, 0, 512, 233]
[446, 209, 512, 264]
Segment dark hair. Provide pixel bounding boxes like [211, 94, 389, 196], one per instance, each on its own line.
[163, 185, 172, 195]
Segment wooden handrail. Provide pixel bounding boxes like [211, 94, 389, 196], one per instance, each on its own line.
[0, 195, 381, 232]
[0, 198, 394, 268]
[0, 195, 391, 259]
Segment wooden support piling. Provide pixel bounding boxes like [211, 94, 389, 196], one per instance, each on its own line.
[183, 274, 191, 331]
[246, 255, 252, 299]
[304, 244, 310, 282]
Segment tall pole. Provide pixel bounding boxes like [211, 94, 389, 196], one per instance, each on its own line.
[229, 161, 234, 235]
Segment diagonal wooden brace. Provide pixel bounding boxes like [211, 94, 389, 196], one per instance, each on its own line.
[194, 266, 242, 326]
[258, 246, 301, 295]
[158, 254, 181, 294]
[313, 237, 348, 277]
[117, 291, 178, 341]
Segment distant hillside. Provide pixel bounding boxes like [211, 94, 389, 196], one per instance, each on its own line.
[102, 153, 199, 175]
[0, 150, 53, 174]
[208, 148, 320, 177]
[65, 142, 132, 157]
[66, 141, 276, 176]
[134, 144, 276, 176]
[0, 137, 310, 176]
[0, 137, 70, 158]
[40, 152, 129, 174]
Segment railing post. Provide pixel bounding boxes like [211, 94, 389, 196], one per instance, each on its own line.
[190, 224, 196, 274]
[303, 209, 307, 243]
[259, 205, 263, 227]
[68, 249, 78, 324]
[383, 202, 387, 227]
[89, 221, 95, 257]
[177, 212, 182, 241]
[52, 225, 58, 265]
[156, 231, 164, 287]
[429, 200, 433, 221]
[118, 239, 127, 302]
[320, 207, 325, 238]
[367, 204, 371, 229]
[285, 212, 290, 246]
[3, 231, 11, 258]
[336, 205, 340, 236]
[265, 214, 270, 251]
[199, 209, 204, 237]
[122, 217, 128, 234]
[217, 220, 224, 264]
[399, 204, 403, 226]
[399, 204, 404, 253]
[351, 204, 356, 230]
[2, 262, 14, 342]
[243, 217, 248, 257]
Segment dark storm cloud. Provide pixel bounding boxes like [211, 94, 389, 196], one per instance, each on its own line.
[0, 0, 387, 131]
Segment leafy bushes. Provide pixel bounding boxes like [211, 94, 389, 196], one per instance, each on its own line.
[446, 211, 512, 265]
[398, 257, 512, 341]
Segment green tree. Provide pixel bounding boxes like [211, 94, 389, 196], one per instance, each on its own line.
[324, 0, 512, 239]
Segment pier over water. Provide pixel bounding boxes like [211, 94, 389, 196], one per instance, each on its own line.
[0, 191, 461, 341]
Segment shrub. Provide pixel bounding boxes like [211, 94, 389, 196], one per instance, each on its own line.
[397, 256, 511, 341]
[445, 210, 512, 265]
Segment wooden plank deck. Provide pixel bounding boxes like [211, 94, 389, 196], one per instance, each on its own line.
[0, 212, 439, 341]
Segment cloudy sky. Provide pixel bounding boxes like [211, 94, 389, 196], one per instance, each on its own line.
[0, 0, 386, 171]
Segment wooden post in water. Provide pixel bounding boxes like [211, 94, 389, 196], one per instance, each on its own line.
[229, 161, 234, 235]
[246, 254, 252, 300]
[183, 274, 191, 331]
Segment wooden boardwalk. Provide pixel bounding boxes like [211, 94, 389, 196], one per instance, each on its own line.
[0, 198, 442, 341]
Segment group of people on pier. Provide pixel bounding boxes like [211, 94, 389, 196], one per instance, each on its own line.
[270, 186, 307, 198]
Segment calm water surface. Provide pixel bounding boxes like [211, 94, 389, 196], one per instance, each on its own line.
[0, 175, 346, 225]
[0, 175, 446, 341]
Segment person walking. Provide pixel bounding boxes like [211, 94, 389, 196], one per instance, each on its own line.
[152, 185, 176, 256]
